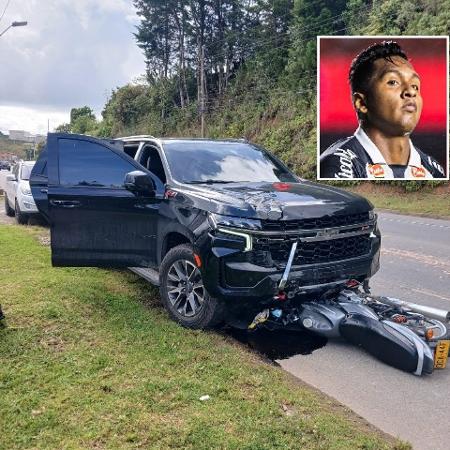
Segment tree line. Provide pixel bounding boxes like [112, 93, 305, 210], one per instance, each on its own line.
[56, 0, 449, 179]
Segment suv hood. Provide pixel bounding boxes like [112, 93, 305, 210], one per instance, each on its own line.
[175, 181, 372, 220]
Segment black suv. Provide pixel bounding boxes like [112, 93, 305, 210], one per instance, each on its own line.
[30, 133, 380, 328]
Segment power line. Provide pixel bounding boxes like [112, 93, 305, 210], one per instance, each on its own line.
[143, 2, 373, 67]
[0, 0, 12, 23]
[205, 3, 373, 63]
[207, 3, 369, 50]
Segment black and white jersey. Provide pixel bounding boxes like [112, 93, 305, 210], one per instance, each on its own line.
[320, 127, 446, 179]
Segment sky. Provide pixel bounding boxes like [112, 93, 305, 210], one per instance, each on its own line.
[0, 0, 146, 135]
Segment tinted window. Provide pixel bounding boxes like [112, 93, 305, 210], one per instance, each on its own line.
[59, 139, 136, 188]
[162, 141, 297, 183]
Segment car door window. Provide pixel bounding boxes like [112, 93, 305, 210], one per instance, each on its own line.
[139, 146, 167, 184]
[59, 139, 137, 188]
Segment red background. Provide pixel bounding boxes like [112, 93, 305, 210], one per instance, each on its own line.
[319, 37, 448, 133]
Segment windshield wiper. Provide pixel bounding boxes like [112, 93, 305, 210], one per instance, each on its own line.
[185, 179, 246, 184]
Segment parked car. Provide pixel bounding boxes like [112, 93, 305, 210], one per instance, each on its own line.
[30, 133, 380, 328]
[4, 161, 39, 224]
[0, 160, 11, 170]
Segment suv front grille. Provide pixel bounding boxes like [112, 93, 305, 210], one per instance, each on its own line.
[261, 212, 370, 232]
[253, 234, 372, 266]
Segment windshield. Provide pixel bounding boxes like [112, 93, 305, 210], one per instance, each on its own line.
[20, 165, 33, 181]
[162, 141, 297, 184]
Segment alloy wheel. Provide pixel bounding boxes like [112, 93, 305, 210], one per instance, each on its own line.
[166, 259, 205, 317]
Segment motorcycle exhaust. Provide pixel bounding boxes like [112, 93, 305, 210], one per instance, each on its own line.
[376, 296, 450, 322]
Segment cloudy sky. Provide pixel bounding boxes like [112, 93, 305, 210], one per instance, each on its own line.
[0, 0, 146, 135]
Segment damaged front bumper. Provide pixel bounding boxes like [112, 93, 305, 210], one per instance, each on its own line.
[197, 222, 381, 309]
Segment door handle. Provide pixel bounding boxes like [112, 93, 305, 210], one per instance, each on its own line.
[50, 199, 81, 208]
[40, 188, 48, 194]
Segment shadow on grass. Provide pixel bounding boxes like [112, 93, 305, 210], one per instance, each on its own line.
[227, 327, 328, 361]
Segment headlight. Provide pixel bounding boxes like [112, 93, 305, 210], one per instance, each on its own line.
[368, 210, 377, 221]
[208, 213, 261, 230]
[20, 186, 32, 195]
[208, 213, 260, 252]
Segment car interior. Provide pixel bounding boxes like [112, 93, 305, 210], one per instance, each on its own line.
[138, 145, 167, 184]
[123, 142, 167, 184]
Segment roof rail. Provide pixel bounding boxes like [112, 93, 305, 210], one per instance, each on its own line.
[118, 135, 156, 141]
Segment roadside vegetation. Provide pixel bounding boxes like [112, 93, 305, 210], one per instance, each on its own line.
[345, 183, 450, 218]
[0, 223, 409, 449]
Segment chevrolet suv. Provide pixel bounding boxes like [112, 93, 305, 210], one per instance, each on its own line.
[30, 133, 380, 328]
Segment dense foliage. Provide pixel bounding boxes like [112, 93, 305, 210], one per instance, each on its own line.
[58, 0, 449, 182]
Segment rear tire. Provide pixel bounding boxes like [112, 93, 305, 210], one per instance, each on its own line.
[15, 201, 28, 225]
[159, 244, 224, 329]
[4, 195, 14, 217]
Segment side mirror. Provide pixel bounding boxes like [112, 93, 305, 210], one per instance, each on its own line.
[124, 170, 155, 195]
[6, 174, 16, 182]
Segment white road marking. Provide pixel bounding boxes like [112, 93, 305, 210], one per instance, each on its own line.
[410, 287, 450, 303]
[379, 216, 450, 230]
[382, 248, 450, 272]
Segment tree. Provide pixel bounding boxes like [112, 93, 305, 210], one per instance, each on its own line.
[70, 106, 95, 124]
[55, 123, 71, 133]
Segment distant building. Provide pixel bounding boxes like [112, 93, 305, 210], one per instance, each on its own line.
[9, 130, 45, 144]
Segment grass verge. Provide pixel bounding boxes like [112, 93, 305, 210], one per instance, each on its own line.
[0, 224, 409, 449]
[344, 183, 450, 219]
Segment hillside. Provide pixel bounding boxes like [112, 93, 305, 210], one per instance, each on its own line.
[0, 135, 30, 160]
[57, 0, 450, 186]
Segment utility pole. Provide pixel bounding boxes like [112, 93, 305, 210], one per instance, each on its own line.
[200, 44, 205, 138]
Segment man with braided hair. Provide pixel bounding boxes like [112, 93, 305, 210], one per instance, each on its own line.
[320, 41, 445, 179]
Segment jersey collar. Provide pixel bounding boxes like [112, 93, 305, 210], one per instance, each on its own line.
[354, 127, 431, 179]
[354, 126, 422, 165]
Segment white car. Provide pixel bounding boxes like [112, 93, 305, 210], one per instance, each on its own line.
[4, 161, 39, 224]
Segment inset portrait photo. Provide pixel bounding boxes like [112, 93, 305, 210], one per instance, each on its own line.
[317, 36, 449, 180]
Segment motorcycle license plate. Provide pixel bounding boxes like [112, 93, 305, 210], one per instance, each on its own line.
[434, 340, 450, 369]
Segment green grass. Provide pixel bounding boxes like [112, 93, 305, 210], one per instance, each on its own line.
[0, 224, 409, 449]
[344, 184, 450, 219]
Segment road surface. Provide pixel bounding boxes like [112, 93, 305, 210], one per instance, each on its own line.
[279, 211, 450, 450]
[0, 169, 9, 192]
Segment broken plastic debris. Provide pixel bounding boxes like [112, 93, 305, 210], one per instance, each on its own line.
[248, 309, 270, 330]
[199, 395, 210, 401]
[271, 309, 282, 318]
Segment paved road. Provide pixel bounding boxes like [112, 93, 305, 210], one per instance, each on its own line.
[279, 211, 450, 450]
[0, 169, 9, 192]
[0, 196, 15, 224]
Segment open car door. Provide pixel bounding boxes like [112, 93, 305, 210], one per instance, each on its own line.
[30, 133, 164, 268]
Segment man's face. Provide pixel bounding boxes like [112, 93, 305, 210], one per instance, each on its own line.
[358, 55, 423, 136]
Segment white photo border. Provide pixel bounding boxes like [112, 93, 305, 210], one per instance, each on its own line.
[316, 35, 450, 181]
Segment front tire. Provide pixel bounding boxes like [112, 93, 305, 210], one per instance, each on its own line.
[15, 201, 28, 225]
[159, 244, 224, 329]
[4, 195, 14, 217]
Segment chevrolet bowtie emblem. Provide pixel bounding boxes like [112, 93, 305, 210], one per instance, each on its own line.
[316, 228, 339, 238]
